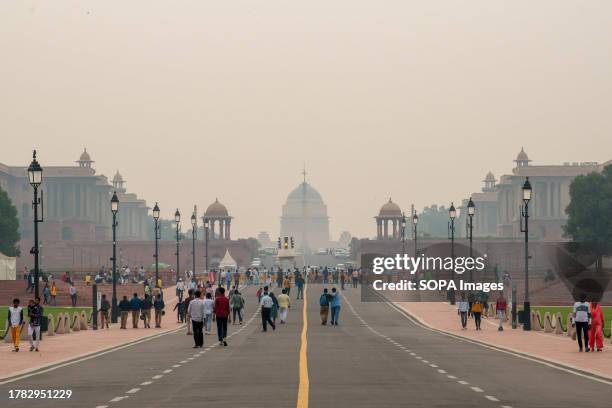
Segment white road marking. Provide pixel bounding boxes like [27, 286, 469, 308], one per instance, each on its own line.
[95, 406, 108, 408]
[485, 395, 499, 401]
[438, 369, 447, 374]
[109, 396, 128, 402]
[162, 369, 173, 374]
[447, 375, 456, 379]
[140, 381, 152, 386]
[180, 360, 188, 363]
[470, 386, 484, 393]
[458, 380, 469, 385]
[126, 388, 140, 394]
[173, 364, 181, 368]
[152, 375, 163, 379]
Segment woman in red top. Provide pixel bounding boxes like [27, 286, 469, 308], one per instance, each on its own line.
[589, 301, 604, 352]
[495, 292, 507, 331]
[214, 287, 230, 346]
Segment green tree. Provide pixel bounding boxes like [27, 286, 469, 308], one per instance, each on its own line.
[419, 204, 449, 238]
[564, 165, 612, 268]
[0, 186, 20, 256]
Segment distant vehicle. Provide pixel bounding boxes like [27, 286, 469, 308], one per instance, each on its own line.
[316, 248, 328, 255]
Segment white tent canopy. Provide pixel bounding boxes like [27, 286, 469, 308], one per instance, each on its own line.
[218, 250, 237, 270]
[0, 252, 16, 280]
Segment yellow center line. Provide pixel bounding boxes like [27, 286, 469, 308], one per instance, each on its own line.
[297, 284, 309, 408]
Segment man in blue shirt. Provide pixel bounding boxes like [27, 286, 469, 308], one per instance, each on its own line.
[330, 287, 342, 326]
[129, 293, 141, 329]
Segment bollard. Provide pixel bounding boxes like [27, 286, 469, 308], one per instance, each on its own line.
[47, 314, 55, 337]
[543, 312, 553, 333]
[555, 313, 564, 335]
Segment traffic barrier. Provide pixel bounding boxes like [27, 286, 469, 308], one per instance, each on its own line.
[80, 311, 88, 330]
[544, 312, 554, 333]
[71, 312, 80, 332]
[555, 313, 565, 335]
[56, 313, 66, 334]
[46, 314, 55, 336]
[531, 311, 542, 331]
[63, 312, 72, 333]
[566, 314, 574, 338]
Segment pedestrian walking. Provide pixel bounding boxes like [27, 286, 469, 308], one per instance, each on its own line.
[204, 292, 214, 334]
[283, 276, 291, 297]
[457, 293, 469, 330]
[7, 298, 23, 352]
[319, 288, 332, 325]
[69, 283, 77, 307]
[214, 287, 230, 346]
[154, 293, 165, 328]
[270, 292, 279, 324]
[141, 294, 152, 328]
[50, 282, 57, 306]
[28, 297, 43, 352]
[173, 299, 186, 323]
[277, 289, 290, 324]
[471, 299, 483, 330]
[130, 293, 141, 329]
[188, 290, 205, 348]
[330, 287, 341, 325]
[571, 294, 591, 352]
[43, 283, 50, 305]
[260, 287, 276, 332]
[184, 289, 194, 335]
[589, 300, 604, 352]
[352, 269, 359, 288]
[295, 274, 304, 300]
[176, 279, 185, 303]
[230, 290, 245, 325]
[118, 295, 130, 329]
[495, 292, 507, 331]
[99, 294, 110, 329]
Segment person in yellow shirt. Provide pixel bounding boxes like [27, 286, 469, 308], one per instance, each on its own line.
[282, 276, 291, 296]
[471, 299, 483, 330]
[277, 289, 291, 324]
[50, 282, 58, 306]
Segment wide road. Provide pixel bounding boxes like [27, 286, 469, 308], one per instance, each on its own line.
[1, 284, 610, 408]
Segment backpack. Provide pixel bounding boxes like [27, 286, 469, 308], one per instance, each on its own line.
[319, 294, 329, 307]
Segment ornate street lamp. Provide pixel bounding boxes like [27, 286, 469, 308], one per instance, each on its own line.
[412, 211, 418, 259]
[27, 150, 44, 298]
[400, 212, 407, 256]
[204, 218, 210, 274]
[520, 177, 532, 330]
[191, 212, 197, 277]
[110, 191, 119, 323]
[448, 202, 457, 305]
[152, 202, 160, 288]
[174, 209, 181, 283]
[467, 197, 475, 282]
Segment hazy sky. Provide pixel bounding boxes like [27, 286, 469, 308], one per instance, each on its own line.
[1, 1, 612, 239]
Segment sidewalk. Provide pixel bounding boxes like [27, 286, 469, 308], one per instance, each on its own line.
[395, 301, 612, 381]
[1, 290, 183, 381]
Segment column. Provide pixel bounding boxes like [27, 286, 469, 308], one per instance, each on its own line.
[392, 220, 397, 240]
[377, 220, 382, 239]
[383, 219, 388, 239]
[211, 220, 216, 240]
[225, 219, 231, 240]
[219, 219, 224, 240]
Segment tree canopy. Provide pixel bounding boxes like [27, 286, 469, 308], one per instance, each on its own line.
[564, 164, 612, 255]
[0, 186, 20, 257]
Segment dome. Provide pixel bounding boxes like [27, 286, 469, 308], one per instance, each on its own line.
[378, 198, 402, 217]
[112, 170, 124, 184]
[287, 182, 323, 202]
[515, 147, 530, 162]
[79, 148, 92, 162]
[484, 171, 495, 182]
[206, 198, 229, 217]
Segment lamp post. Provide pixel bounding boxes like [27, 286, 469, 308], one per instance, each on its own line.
[412, 211, 418, 259]
[204, 219, 210, 274]
[448, 202, 457, 305]
[110, 192, 119, 323]
[467, 197, 475, 283]
[520, 177, 532, 330]
[174, 209, 181, 283]
[400, 212, 406, 256]
[152, 203, 160, 288]
[27, 151, 43, 298]
[191, 212, 197, 277]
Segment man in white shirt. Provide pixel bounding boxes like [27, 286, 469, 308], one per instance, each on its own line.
[203, 293, 215, 335]
[7, 298, 23, 352]
[69, 283, 77, 307]
[260, 287, 276, 332]
[572, 293, 591, 352]
[187, 290, 205, 348]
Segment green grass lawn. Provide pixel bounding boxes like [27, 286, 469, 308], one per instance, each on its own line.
[529, 306, 612, 337]
[0, 306, 92, 333]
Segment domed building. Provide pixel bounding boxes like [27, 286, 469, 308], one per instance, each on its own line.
[375, 198, 404, 240]
[280, 176, 330, 250]
[204, 198, 233, 240]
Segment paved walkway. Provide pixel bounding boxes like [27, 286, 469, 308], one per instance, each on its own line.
[1, 290, 182, 381]
[396, 301, 612, 380]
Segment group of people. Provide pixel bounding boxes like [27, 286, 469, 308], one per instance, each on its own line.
[186, 287, 231, 347]
[102, 292, 166, 330]
[319, 287, 342, 325]
[572, 294, 605, 352]
[6, 297, 43, 352]
[457, 291, 505, 331]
